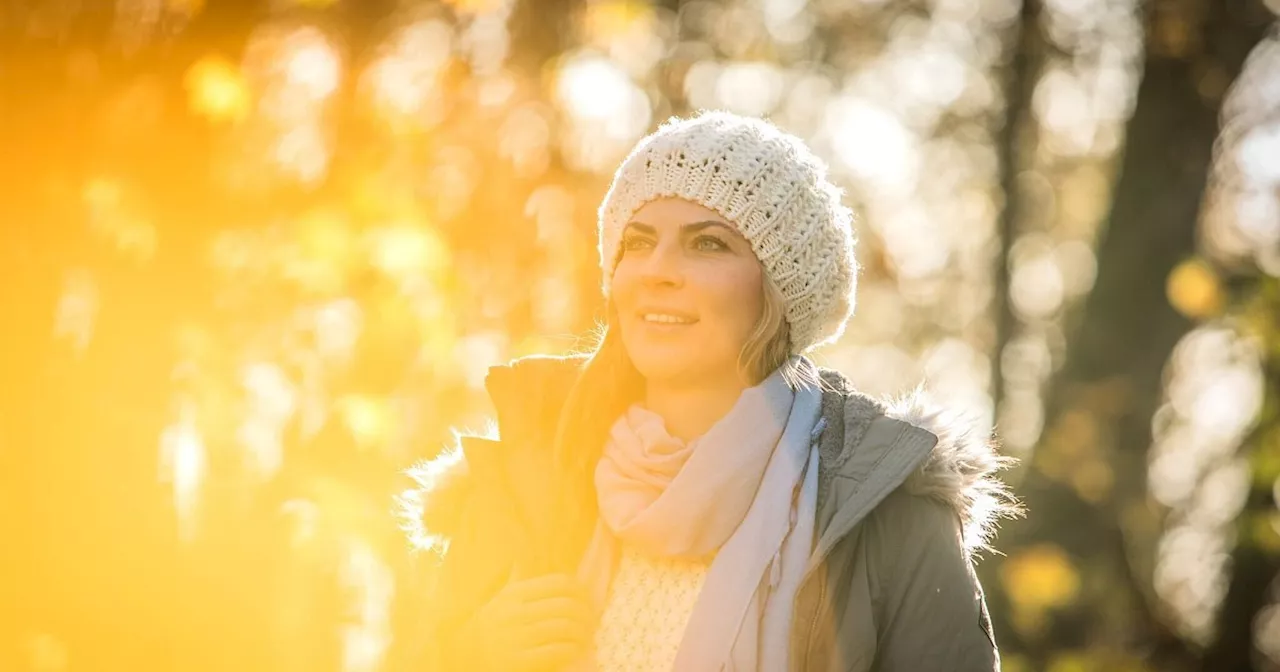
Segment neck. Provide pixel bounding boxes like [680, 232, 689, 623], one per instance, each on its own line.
[644, 372, 747, 442]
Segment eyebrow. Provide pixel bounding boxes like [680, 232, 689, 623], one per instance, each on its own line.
[622, 220, 736, 236]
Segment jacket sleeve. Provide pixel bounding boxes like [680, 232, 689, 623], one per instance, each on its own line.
[870, 490, 1000, 672]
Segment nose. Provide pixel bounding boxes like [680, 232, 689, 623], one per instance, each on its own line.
[639, 239, 685, 289]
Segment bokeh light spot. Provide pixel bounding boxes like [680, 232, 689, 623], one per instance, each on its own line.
[1167, 258, 1224, 319]
[185, 55, 251, 123]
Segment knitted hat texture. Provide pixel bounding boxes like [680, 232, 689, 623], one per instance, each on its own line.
[598, 111, 858, 353]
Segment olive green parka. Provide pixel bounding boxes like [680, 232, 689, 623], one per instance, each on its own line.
[400, 355, 1018, 671]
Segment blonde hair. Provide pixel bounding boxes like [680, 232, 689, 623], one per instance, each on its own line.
[534, 275, 811, 573]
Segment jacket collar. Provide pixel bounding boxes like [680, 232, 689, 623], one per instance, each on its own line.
[401, 355, 1018, 557]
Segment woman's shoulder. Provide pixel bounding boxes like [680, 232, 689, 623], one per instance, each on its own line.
[483, 352, 586, 457]
[876, 387, 1021, 557]
[484, 352, 587, 421]
[398, 353, 586, 552]
[813, 368, 1020, 557]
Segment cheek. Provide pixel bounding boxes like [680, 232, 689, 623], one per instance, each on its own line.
[610, 261, 639, 307]
[696, 265, 763, 338]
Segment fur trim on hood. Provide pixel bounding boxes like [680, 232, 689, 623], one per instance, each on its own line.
[885, 387, 1021, 556]
[399, 385, 1019, 556]
[397, 424, 496, 555]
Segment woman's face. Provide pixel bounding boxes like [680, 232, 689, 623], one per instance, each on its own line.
[612, 198, 764, 387]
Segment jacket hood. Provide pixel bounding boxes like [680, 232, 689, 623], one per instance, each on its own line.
[399, 428, 486, 555]
[399, 360, 1019, 557]
[882, 387, 1020, 555]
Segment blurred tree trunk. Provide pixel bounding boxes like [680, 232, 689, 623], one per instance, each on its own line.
[991, 0, 1040, 420]
[991, 0, 1273, 668]
[982, 0, 1041, 656]
[509, 0, 580, 77]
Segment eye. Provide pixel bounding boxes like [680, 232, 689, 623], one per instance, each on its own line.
[693, 235, 729, 252]
[621, 235, 653, 252]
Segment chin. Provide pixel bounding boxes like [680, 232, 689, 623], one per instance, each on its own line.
[627, 345, 723, 386]
[631, 357, 695, 385]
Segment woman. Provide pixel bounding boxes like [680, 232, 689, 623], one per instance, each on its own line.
[401, 111, 1018, 671]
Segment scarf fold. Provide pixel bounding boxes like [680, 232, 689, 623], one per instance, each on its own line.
[578, 357, 824, 670]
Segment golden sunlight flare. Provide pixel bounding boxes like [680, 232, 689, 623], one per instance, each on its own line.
[338, 541, 395, 672]
[281, 29, 341, 101]
[367, 222, 451, 282]
[339, 395, 393, 450]
[365, 20, 452, 127]
[556, 55, 636, 121]
[184, 55, 251, 123]
[161, 418, 207, 544]
[9, 0, 1280, 669]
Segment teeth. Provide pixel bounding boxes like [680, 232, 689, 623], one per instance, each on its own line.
[643, 313, 694, 325]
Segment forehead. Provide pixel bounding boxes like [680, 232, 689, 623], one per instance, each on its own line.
[630, 198, 732, 229]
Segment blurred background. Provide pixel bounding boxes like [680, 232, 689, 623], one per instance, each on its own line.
[1, 0, 1279, 670]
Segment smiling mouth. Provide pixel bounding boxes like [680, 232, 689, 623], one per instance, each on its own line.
[640, 312, 698, 325]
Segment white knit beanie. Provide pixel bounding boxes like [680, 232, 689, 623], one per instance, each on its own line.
[598, 111, 858, 354]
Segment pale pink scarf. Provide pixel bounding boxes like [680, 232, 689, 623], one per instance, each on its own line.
[575, 359, 824, 670]
[593, 395, 788, 558]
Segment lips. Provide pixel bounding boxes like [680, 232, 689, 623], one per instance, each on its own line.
[635, 306, 699, 325]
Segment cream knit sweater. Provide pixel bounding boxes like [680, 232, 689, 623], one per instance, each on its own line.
[593, 543, 713, 671]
